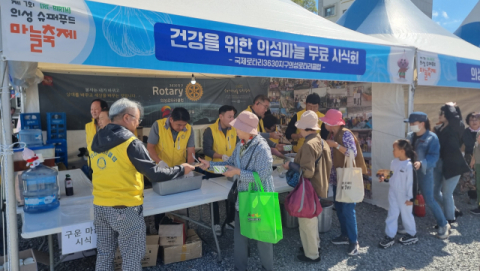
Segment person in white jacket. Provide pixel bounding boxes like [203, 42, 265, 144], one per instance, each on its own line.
[378, 139, 418, 248]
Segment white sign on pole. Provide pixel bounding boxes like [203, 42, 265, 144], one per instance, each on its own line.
[61, 221, 97, 255]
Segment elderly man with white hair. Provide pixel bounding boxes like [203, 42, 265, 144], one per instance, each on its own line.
[90, 98, 195, 271]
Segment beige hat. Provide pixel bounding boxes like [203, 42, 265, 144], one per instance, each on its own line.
[230, 111, 259, 135]
[295, 110, 320, 130]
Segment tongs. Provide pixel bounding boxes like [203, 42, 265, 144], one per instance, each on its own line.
[191, 153, 202, 167]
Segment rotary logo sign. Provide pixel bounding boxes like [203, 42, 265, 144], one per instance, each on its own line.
[185, 83, 203, 102]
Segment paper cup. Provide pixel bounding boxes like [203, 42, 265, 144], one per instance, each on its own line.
[213, 166, 227, 174]
[283, 145, 293, 151]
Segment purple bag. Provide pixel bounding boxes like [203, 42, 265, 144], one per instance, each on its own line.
[284, 176, 323, 219]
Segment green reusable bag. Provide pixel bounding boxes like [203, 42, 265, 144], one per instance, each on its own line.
[238, 172, 283, 244]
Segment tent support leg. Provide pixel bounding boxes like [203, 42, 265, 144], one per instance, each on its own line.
[407, 84, 415, 132]
[1, 59, 20, 271]
[48, 234, 54, 271]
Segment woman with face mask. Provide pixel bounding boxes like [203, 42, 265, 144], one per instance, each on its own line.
[406, 112, 451, 239]
[433, 103, 470, 226]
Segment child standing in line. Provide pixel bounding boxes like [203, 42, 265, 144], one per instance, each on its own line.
[379, 139, 418, 248]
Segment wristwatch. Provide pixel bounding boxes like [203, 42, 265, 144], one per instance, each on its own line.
[336, 143, 341, 150]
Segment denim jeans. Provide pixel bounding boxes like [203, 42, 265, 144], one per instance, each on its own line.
[418, 168, 448, 227]
[434, 159, 461, 220]
[333, 185, 358, 243]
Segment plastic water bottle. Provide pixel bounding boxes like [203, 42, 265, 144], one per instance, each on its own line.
[22, 163, 60, 213]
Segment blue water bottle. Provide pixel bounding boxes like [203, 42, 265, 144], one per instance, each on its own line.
[22, 160, 60, 214]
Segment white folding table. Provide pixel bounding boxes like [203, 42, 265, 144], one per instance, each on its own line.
[20, 171, 292, 270]
[20, 176, 230, 270]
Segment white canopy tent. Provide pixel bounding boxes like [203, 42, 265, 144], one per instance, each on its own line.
[337, 0, 480, 209]
[455, 0, 480, 48]
[0, 0, 417, 269]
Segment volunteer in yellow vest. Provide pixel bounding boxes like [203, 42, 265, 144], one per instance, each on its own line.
[203, 105, 238, 164]
[286, 93, 329, 153]
[97, 108, 111, 129]
[263, 114, 280, 144]
[202, 105, 238, 235]
[90, 98, 194, 270]
[244, 95, 285, 151]
[85, 99, 109, 154]
[147, 107, 195, 167]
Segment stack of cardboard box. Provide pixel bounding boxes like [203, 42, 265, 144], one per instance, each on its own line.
[115, 214, 202, 269]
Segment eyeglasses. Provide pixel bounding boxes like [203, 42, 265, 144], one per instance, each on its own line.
[258, 102, 270, 111]
[125, 113, 142, 124]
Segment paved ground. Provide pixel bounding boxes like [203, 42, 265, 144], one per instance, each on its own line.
[14, 192, 480, 271]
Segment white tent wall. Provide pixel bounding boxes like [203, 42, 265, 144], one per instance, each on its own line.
[411, 86, 480, 125]
[369, 83, 406, 209]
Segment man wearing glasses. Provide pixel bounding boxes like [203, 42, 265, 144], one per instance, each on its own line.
[147, 107, 195, 167]
[90, 98, 195, 270]
[244, 95, 284, 151]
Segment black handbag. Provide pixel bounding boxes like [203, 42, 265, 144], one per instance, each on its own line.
[227, 143, 259, 204]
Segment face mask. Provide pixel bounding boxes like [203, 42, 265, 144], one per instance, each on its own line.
[411, 125, 421, 133]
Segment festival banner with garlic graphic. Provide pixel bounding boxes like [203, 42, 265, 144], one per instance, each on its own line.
[1, 0, 416, 84]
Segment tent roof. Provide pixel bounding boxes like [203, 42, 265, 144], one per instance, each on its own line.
[454, 1, 480, 47]
[337, 0, 480, 60]
[37, 63, 235, 78]
[91, 0, 404, 48]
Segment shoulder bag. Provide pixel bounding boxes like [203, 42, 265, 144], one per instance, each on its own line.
[227, 143, 259, 204]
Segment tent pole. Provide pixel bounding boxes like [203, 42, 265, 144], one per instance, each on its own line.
[407, 50, 418, 133]
[0, 10, 20, 269]
[1, 60, 20, 271]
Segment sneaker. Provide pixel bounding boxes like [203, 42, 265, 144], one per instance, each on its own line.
[437, 223, 451, 239]
[214, 224, 221, 236]
[470, 207, 480, 215]
[347, 242, 359, 256]
[225, 221, 235, 230]
[378, 236, 395, 249]
[448, 219, 457, 225]
[399, 234, 418, 245]
[299, 247, 320, 254]
[331, 235, 349, 245]
[455, 208, 463, 218]
[296, 254, 320, 263]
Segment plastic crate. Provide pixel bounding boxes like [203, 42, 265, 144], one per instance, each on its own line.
[46, 112, 67, 141]
[20, 113, 41, 130]
[46, 139, 68, 168]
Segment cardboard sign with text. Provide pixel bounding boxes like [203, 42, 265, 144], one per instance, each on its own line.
[61, 221, 97, 254]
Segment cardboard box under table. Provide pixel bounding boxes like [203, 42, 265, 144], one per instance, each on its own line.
[158, 223, 185, 247]
[162, 229, 202, 265]
[114, 235, 160, 270]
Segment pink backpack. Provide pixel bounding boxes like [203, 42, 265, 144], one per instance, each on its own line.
[284, 176, 322, 219]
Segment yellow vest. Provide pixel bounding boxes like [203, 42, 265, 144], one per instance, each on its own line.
[293, 110, 324, 153]
[155, 118, 192, 167]
[244, 106, 265, 133]
[91, 137, 143, 206]
[85, 119, 96, 153]
[270, 126, 279, 144]
[205, 119, 237, 163]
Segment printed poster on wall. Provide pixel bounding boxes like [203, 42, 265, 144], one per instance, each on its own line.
[1, 0, 414, 84]
[38, 73, 268, 130]
[267, 78, 373, 199]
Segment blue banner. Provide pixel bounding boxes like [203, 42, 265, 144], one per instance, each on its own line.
[154, 23, 366, 75]
[0, 0, 415, 84]
[457, 63, 480, 84]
